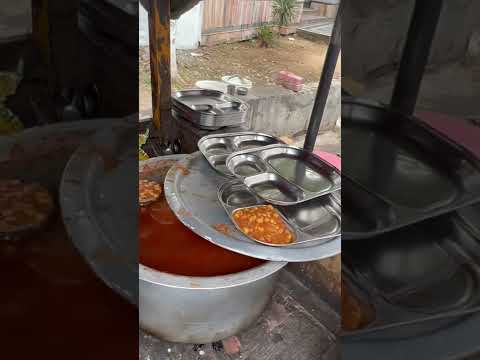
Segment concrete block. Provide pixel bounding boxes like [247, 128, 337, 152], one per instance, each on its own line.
[239, 78, 340, 137]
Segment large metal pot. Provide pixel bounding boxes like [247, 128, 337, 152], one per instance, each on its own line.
[139, 155, 287, 343]
[140, 261, 287, 343]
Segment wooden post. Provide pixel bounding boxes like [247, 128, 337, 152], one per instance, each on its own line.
[31, 0, 54, 95]
[148, 0, 172, 133]
[31, 0, 82, 97]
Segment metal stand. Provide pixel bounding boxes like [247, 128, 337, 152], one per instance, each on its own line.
[303, 1, 342, 152]
[390, 0, 444, 115]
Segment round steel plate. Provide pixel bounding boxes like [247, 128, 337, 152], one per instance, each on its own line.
[164, 152, 341, 262]
[60, 123, 138, 305]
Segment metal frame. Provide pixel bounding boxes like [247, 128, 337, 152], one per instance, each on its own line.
[390, 0, 444, 115]
[303, 0, 342, 152]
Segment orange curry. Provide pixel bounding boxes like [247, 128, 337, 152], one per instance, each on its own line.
[140, 198, 264, 276]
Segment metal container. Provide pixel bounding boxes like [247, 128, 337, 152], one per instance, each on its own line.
[237, 86, 248, 96]
[140, 260, 286, 344]
[139, 156, 288, 343]
[227, 84, 236, 96]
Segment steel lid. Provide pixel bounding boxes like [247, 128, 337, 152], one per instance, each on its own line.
[60, 123, 138, 305]
[164, 152, 341, 262]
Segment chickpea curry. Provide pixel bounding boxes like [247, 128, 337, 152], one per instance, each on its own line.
[232, 205, 294, 245]
[0, 180, 54, 233]
[139, 179, 162, 206]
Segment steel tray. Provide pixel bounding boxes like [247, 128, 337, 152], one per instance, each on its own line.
[226, 144, 341, 205]
[198, 132, 285, 177]
[342, 209, 480, 340]
[163, 151, 341, 262]
[172, 107, 246, 130]
[218, 180, 341, 246]
[342, 98, 480, 240]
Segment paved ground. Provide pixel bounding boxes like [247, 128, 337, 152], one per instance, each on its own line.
[298, 18, 334, 42]
[139, 36, 340, 112]
[139, 269, 340, 360]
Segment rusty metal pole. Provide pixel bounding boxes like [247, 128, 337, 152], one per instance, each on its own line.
[148, 0, 172, 136]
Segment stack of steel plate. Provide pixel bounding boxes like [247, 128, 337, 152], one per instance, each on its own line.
[172, 89, 249, 130]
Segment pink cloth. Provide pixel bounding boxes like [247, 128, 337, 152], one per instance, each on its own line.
[313, 150, 341, 171]
[416, 111, 480, 158]
[309, 111, 479, 172]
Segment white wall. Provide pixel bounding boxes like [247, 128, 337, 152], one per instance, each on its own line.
[175, 2, 203, 50]
[138, 2, 202, 50]
[139, 3, 149, 47]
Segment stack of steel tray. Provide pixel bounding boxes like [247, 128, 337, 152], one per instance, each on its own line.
[342, 203, 480, 359]
[341, 97, 480, 359]
[183, 132, 342, 256]
[342, 97, 480, 240]
[172, 89, 249, 130]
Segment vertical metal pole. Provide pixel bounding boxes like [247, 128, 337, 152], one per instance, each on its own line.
[304, 1, 342, 152]
[148, 0, 172, 133]
[390, 0, 444, 115]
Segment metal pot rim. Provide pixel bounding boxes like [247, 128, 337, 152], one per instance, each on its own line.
[139, 260, 287, 290]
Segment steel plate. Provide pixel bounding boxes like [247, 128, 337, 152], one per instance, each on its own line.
[164, 151, 341, 262]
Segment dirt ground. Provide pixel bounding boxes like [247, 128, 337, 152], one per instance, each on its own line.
[139, 36, 341, 112]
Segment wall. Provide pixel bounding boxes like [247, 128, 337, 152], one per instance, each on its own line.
[201, 0, 304, 46]
[175, 2, 203, 50]
[0, 0, 31, 42]
[242, 78, 340, 137]
[140, 3, 203, 50]
[343, 0, 480, 82]
[138, 3, 148, 47]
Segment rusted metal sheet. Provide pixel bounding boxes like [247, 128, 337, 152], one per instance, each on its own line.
[148, 0, 172, 132]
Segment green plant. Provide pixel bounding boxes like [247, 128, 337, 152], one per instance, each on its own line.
[272, 0, 296, 27]
[257, 24, 275, 48]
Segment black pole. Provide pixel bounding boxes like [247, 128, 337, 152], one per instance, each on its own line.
[304, 1, 342, 152]
[390, 0, 444, 115]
